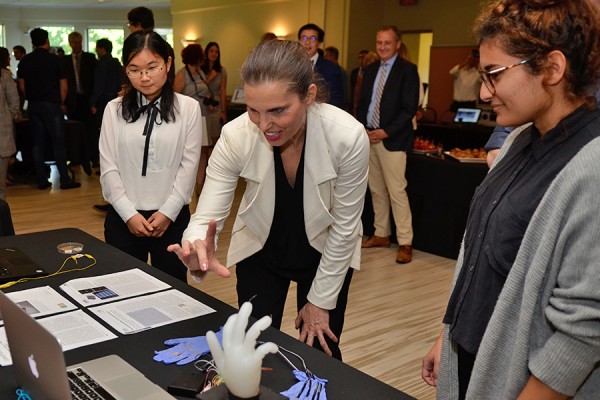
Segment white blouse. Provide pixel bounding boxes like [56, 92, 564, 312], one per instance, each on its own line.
[99, 93, 202, 223]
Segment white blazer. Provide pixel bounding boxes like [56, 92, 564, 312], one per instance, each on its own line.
[183, 103, 369, 310]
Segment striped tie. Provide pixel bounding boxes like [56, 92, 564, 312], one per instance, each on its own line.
[370, 62, 387, 129]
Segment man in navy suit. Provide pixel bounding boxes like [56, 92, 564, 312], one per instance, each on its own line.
[297, 23, 345, 108]
[357, 26, 420, 264]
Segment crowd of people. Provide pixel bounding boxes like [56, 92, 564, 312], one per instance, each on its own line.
[2, 0, 600, 398]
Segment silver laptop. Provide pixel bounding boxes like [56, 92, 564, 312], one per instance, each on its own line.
[0, 290, 175, 400]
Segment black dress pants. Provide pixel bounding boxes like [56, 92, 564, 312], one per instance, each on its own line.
[236, 258, 354, 361]
[104, 205, 190, 282]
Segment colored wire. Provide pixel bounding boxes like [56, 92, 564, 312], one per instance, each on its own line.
[0, 254, 97, 289]
[16, 388, 32, 400]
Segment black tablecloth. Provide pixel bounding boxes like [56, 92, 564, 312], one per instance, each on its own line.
[0, 229, 413, 400]
[407, 153, 488, 259]
[416, 123, 494, 150]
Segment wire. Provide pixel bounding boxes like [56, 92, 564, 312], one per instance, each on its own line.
[0, 254, 97, 289]
[16, 388, 32, 399]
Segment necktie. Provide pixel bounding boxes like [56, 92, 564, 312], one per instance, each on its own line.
[134, 102, 163, 176]
[74, 53, 82, 94]
[370, 62, 387, 129]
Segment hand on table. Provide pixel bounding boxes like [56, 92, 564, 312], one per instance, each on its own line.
[126, 213, 154, 237]
[295, 302, 336, 357]
[167, 220, 230, 278]
[148, 211, 172, 237]
[206, 302, 278, 398]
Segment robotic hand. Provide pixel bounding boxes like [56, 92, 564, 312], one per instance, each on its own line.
[154, 328, 223, 365]
[206, 302, 278, 398]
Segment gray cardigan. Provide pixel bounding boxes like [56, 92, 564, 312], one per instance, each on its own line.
[438, 129, 600, 399]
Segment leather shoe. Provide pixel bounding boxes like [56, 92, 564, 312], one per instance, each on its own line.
[60, 181, 81, 190]
[361, 235, 391, 248]
[396, 245, 413, 264]
[92, 204, 110, 213]
[38, 181, 51, 190]
[82, 161, 92, 176]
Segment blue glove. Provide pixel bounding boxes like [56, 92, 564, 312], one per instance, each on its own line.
[280, 370, 328, 400]
[153, 327, 223, 365]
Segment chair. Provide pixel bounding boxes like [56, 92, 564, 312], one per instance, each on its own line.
[439, 110, 456, 125]
[418, 106, 437, 124]
[0, 199, 15, 236]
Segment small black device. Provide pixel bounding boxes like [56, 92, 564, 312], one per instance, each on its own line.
[203, 96, 220, 107]
[168, 371, 205, 398]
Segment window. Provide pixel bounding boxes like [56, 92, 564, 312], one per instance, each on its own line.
[0, 24, 5, 47]
[88, 28, 125, 61]
[40, 26, 75, 54]
[155, 28, 173, 48]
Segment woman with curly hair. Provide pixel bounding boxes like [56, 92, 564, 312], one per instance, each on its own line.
[422, 0, 600, 398]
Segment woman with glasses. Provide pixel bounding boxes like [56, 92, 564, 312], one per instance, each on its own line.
[99, 31, 202, 282]
[422, 0, 600, 399]
[168, 39, 369, 360]
[200, 42, 228, 146]
[174, 44, 211, 197]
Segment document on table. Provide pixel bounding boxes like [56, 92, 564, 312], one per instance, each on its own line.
[0, 309, 117, 366]
[60, 268, 171, 306]
[89, 289, 216, 334]
[0, 286, 77, 325]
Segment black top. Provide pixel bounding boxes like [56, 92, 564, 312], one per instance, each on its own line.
[258, 141, 322, 281]
[443, 107, 600, 354]
[17, 48, 67, 104]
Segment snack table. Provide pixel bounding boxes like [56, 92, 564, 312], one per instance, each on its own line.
[0, 228, 415, 400]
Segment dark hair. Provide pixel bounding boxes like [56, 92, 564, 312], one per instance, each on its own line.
[96, 38, 113, 54]
[298, 23, 325, 42]
[181, 44, 203, 66]
[30, 28, 48, 47]
[474, 0, 600, 105]
[12, 45, 25, 54]
[121, 31, 175, 123]
[325, 46, 339, 61]
[0, 47, 9, 69]
[127, 6, 155, 31]
[201, 42, 222, 74]
[241, 40, 329, 103]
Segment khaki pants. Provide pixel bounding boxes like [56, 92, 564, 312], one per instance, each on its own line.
[368, 142, 413, 245]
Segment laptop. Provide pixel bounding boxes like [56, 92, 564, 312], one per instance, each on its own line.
[0, 247, 48, 283]
[453, 108, 482, 124]
[0, 290, 175, 400]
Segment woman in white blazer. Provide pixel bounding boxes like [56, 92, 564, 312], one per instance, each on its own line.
[169, 40, 369, 360]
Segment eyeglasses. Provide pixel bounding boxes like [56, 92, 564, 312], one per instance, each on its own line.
[479, 59, 529, 94]
[126, 64, 165, 79]
[300, 36, 318, 43]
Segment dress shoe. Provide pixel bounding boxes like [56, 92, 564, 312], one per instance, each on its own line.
[60, 181, 81, 190]
[361, 235, 391, 248]
[396, 245, 413, 264]
[38, 181, 52, 190]
[92, 203, 110, 213]
[82, 161, 92, 176]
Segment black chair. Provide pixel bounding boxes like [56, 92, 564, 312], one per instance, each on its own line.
[0, 199, 15, 236]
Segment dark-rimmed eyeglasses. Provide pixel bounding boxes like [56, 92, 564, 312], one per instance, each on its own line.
[479, 59, 529, 94]
[126, 64, 165, 79]
[300, 36, 318, 43]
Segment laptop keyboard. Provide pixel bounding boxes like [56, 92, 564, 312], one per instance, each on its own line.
[68, 368, 117, 400]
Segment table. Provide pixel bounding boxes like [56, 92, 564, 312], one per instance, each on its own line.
[416, 122, 494, 150]
[406, 153, 488, 259]
[0, 229, 413, 400]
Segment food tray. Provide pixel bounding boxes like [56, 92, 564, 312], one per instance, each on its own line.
[444, 151, 487, 164]
[412, 149, 441, 154]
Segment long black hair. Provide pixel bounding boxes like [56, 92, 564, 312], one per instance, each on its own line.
[201, 42, 222, 74]
[121, 31, 176, 122]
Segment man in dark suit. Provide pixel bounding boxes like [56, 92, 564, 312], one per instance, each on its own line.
[357, 25, 420, 264]
[64, 31, 96, 174]
[350, 49, 368, 116]
[297, 23, 345, 109]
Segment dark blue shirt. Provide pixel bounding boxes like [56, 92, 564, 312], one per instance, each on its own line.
[444, 107, 600, 354]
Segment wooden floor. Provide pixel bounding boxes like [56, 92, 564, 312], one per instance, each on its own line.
[5, 165, 456, 400]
